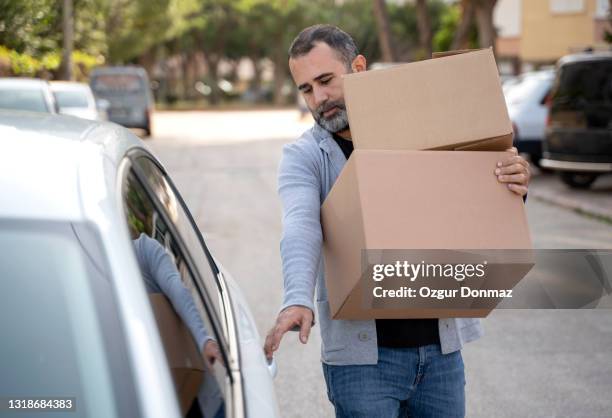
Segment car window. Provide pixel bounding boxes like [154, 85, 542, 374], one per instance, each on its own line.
[553, 60, 612, 128]
[122, 167, 228, 418]
[54, 90, 90, 108]
[0, 221, 141, 418]
[0, 88, 49, 112]
[91, 74, 145, 96]
[131, 156, 226, 328]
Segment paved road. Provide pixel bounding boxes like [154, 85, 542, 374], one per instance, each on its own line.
[148, 110, 612, 418]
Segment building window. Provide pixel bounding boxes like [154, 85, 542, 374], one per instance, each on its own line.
[549, 0, 585, 14]
[595, 0, 610, 18]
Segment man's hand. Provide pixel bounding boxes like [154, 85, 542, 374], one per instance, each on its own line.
[264, 306, 313, 361]
[495, 147, 530, 197]
[203, 339, 224, 368]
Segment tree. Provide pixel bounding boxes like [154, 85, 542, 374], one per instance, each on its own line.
[473, 0, 498, 52]
[415, 0, 432, 59]
[103, 0, 195, 64]
[373, 0, 397, 62]
[59, 0, 74, 80]
[605, 0, 612, 43]
[0, 0, 61, 56]
[451, 0, 475, 50]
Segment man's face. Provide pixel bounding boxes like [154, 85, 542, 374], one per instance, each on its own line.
[289, 42, 351, 133]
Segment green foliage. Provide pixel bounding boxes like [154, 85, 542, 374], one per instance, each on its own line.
[0, 0, 60, 56]
[432, 3, 478, 52]
[0, 45, 102, 78]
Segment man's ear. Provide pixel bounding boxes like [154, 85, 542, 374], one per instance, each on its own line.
[351, 54, 367, 73]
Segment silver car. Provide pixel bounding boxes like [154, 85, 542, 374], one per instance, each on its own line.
[0, 78, 58, 113]
[0, 111, 279, 418]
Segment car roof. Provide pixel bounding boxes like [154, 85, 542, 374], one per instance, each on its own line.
[558, 51, 612, 66]
[91, 66, 148, 76]
[0, 111, 145, 221]
[50, 81, 92, 91]
[0, 77, 50, 89]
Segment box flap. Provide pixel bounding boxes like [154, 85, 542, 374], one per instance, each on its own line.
[432, 48, 487, 59]
[343, 48, 511, 151]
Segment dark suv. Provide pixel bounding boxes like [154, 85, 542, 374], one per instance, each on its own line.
[541, 51, 612, 188]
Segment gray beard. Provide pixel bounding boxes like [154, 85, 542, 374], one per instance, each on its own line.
[313, 108, 349, 134]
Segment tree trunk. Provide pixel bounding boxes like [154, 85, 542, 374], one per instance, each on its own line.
[373, 0, 397, 62]
[59, 0, 74, 80]
[249, 56, 262, 95]
[451, 0, 475, 50]
[204, 55, 222, 105]
[415, 0, 432, 59]
[181, 51, 190, 100]
[474, 0, 498, 54]
[273, 46, 287, 106]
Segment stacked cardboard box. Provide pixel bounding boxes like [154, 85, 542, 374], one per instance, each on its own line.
[320, 48, 533, 320]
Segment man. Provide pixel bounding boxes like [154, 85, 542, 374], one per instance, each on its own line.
[264, 24, 530, 417]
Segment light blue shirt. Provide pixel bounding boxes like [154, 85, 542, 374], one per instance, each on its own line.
[133, 233, 212, 351]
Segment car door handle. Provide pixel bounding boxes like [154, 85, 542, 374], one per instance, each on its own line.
[266, 356, 278, 379]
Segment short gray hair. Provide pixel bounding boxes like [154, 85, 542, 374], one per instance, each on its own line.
[288, 24, 358, 68]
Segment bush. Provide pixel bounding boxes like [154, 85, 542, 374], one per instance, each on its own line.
[0, 45, 104, 79]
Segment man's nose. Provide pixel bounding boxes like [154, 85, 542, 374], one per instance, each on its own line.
[313, 87, 329, 107]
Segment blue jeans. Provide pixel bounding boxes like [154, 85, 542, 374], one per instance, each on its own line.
[322, 344, 465, 418]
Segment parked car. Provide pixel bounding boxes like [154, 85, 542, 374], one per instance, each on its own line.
[0, 78, 58, 114]
[90, 66, 154, 136]
[504, 70, 555, 166]
[0, 111, 279, 418]
[51, 81, 108, 121]
[541, 51, 612, 188]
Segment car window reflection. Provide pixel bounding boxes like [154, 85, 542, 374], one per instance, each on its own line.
[123, 169, 226, 418]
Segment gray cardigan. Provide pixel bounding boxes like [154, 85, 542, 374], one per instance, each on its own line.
[278, 123, 484, 365]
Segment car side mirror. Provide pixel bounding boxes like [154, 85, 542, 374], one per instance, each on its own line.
[96, 99, 110, 111]
[266, 356, 278, 379]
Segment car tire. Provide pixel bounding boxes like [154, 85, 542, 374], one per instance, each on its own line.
[559, 172, 598, 189]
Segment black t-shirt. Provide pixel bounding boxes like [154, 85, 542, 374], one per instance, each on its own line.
[331, 133, 440, 348]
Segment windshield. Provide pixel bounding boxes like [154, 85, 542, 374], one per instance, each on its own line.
[0, 88, 49, 112]
[91, 74, 145, 96]
[0, 221, 140, 418]
[552, 60, 612, 128]
[54, 90, 90, 108]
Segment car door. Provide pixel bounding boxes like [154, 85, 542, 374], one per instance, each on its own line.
[120, 151, 244, 418]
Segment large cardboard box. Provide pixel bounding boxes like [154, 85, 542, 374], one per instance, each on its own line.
[320, 151, 533, 319]
[343, 48, 513, 151]
[149, 293, 204, 415]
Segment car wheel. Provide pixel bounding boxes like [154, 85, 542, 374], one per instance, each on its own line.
[559, 172, 598, 189]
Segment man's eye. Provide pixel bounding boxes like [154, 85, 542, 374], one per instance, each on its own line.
[321, 78, 332, 85]
[303, 87, 312, 94]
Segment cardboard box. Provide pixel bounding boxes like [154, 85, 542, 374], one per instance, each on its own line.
[320, 150, 533, 319]
[342, 48, 513, 151]
[149, 293, 204, 415]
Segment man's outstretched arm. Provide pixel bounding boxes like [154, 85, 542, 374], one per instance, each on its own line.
[264, 142, 322, 360]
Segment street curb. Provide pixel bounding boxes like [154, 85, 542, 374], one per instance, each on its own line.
[529, 190, 612, 225]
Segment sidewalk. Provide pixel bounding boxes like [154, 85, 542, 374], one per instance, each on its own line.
[528, 171, 612, 223]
